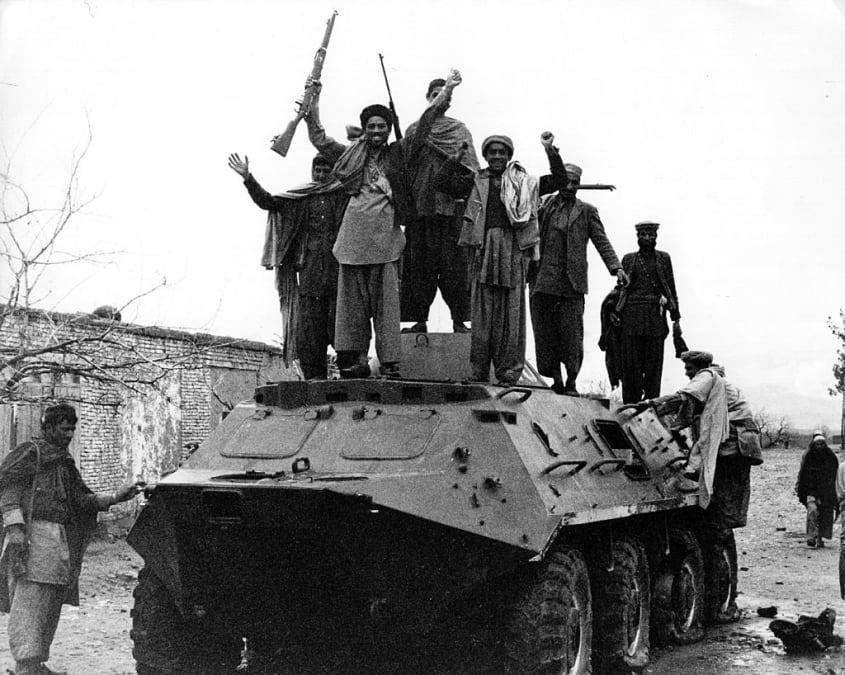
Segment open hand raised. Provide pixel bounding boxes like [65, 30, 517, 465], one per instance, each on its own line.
[227, 153, 249, 178]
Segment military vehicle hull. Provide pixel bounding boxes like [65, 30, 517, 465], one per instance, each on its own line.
[128, 335, 739, 674]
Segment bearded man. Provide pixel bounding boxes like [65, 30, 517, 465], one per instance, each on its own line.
[304, 70, 463, 378]
[617, 221, 682, 403]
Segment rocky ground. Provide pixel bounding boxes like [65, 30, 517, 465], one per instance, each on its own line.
[2, 447, 845, 674]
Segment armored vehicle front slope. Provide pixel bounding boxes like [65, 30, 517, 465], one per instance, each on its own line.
[128, 333, 739, 674]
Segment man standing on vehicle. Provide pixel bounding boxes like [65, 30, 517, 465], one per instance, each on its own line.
[400, 77, 478, 335]
[529, 157, 629, 395]
[304, 70, 464, 378]
[228, 151, 347, 380]
[0, 403, 143, 675]
[616, 221, 682, 403]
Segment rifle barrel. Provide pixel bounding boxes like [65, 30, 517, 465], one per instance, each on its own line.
[576, 184, 616, 191]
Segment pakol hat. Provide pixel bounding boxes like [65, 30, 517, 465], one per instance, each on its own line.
[426, 78, 446, 98]
[312, 153, 333, 168]
[564, 163, 582, 180]
[481, 135, 514, 157]
[635, 221, 660, 232]
[359, 104, 393, 131]
[680, 350, 713, 368]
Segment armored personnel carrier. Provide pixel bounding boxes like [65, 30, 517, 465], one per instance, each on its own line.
[128, 333, 738, 674]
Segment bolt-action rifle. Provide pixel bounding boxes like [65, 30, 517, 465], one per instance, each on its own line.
[271, 11, 338, 157]
[378, 53, 402, 141]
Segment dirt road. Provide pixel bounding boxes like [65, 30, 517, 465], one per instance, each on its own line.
[2, 448, 844, 674]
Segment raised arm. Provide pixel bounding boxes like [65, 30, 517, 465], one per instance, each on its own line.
[433, 143, 474, 200]
[538, 131, 568, 196]
[405, 68, 461, 158]
[302, 80, 347, 164]
[228, 153, 291, 212]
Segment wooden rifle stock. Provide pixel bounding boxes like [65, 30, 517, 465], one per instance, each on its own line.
[271, 11, 338, 157]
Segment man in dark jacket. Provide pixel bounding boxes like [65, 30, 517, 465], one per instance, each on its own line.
[400, 78, 478, 334]
[0, 403, 143, 675]
[796, 432, 839, 548]
[617, 221, 682, 403]
[529, 155, 628, 395]
[228, 152, 346, 380]
[304, 70, 462, 378]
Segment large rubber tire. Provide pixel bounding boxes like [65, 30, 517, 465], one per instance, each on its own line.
[131, 567, 232, 674]
[650, 527, 705, 646]
[703, 529, 740, 624]
[590, 537, 651, 672]
[501, 547, 593, 674]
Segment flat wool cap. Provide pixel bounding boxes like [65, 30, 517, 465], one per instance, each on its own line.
[635, 221, 660, 232]
[426, 78, 446, 98]
[564, 163, 582, 179]
[680, 350, 714, 367]
[481, 134, 514, 157]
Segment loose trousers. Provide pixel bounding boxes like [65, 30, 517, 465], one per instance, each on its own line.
[296, 294, 336, 380]
[335, 262, 401, 364]
[401, 215, 470, 323]
[7, 574, 65, 664]
[620, 334, 665, 403]
[530, 292, 585, 384]
[470, 278, 525, 385]
[806, 495, 835, 541]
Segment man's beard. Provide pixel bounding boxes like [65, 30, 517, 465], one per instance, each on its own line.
[639, 241, 656, 252]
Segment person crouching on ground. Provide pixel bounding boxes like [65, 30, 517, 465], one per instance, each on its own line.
[796, 431, 839, 548]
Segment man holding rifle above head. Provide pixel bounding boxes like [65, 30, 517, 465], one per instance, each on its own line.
[304, 69, 463, 379]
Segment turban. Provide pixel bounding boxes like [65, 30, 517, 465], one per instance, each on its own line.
[680, 350, 713, 368]
[812, 430, 826, 443]
[426, 78, 446, 98]
[481, 135, 514, 157]
[635, 221, 660, 232]
[359, 104, 393, 131]
[564, 163, 582, 180]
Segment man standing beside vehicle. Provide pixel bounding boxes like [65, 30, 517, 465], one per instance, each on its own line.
[0, 403, 143, 675]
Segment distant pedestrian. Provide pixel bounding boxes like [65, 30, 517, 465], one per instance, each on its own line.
[835, 452, 845, 599]
[796, 431, 839, 548]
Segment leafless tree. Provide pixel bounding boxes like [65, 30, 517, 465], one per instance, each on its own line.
[828, 311, 845, 444]
[0, 124, 234, 406]
[752, 408, 792, 449]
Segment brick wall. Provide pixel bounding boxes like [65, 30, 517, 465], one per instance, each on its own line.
[1, 307, 294, 518]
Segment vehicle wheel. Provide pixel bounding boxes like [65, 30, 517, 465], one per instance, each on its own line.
[591, 537, 650, 672]
[501, 547, 593, 674]
[650, 527, 704, 645]
[703, 529, 740, 624]
[131, 567, 231, 674]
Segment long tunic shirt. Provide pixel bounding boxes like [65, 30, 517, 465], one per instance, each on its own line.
[0, 441, 110, 607]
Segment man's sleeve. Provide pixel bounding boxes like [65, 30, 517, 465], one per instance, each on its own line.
[587, 208, 621, 273]
[67, 464, 112, 514]
[0, 444, 34, 527]
[305, 116, 347, 164]
[836, 462, 845, 504]
[433, 160, 474, 200]
[663, 253, 681, 320]
[243, 175, 290, 212]
[538, 147, 568, 196]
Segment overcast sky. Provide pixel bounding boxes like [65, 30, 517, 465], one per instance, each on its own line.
[2, 0, 844, 429]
